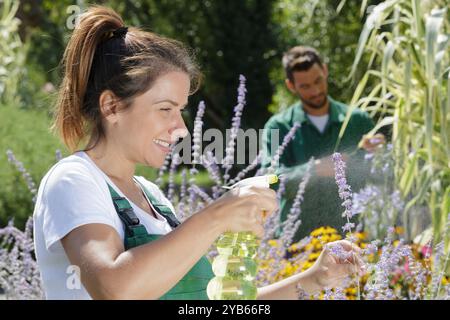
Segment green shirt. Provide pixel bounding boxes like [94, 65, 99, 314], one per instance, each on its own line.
[261, 96, 374, 242]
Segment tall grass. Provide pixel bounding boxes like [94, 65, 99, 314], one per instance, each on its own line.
[338, 0, 449, 250]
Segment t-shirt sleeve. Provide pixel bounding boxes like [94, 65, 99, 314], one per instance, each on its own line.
[41, 162, 117, 252]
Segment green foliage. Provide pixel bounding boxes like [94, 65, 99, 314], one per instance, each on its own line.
[115, 0, 278, 131]
[21, 0, 278, 132]
[0, 104, 64, 228]
[0, 0, 28, 106]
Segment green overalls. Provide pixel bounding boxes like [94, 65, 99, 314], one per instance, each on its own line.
[107, 180, 214, 300]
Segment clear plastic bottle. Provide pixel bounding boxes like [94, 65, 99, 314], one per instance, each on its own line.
[207, 175, 278, 300]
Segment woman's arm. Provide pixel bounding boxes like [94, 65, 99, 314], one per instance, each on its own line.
[257, 267, 321, 300]
[257, 240, 364, 300]
[62, 209, 220, 299]
[61, 186, 277, 300]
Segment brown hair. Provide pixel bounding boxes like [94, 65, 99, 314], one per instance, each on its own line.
[282, 46, 323, 82]
[51, 5, 201, 153]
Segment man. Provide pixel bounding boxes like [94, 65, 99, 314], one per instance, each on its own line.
[262, 46, 384, 243]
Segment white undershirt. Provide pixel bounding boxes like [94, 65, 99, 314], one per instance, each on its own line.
[307, 114, 329, 133]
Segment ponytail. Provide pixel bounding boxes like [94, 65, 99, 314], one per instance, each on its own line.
[52, 6, 124, 152]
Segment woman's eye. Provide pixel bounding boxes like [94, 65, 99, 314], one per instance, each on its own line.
[160, 108, 171, 112]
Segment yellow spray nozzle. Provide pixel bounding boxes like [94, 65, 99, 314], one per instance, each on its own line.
[267, 174, 278, 185]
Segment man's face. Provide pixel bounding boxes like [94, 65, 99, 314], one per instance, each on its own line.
[286, 63, 329, 109]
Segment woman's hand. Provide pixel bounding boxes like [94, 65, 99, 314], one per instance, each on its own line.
[200, 185, 278, 238]
[309, 240, 366, 290]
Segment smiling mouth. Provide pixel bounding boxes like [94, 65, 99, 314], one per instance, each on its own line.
[153, 139, 172, 149]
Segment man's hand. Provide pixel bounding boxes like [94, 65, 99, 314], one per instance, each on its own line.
[358, 133, 385, 153]
[314, 153, 349, 177]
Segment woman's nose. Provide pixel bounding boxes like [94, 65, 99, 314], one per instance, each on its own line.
[169, 113, 189, 142]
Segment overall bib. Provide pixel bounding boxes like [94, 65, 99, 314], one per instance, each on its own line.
[107, 180, 214, 300]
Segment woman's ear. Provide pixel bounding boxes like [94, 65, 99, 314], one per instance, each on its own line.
[99, 90, 120, 123]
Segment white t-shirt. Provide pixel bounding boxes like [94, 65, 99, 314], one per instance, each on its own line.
[33, 151, 175, 300]
[307, 114, 329, 133]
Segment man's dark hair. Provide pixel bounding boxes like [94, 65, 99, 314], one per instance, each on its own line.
[282, 46, 323, 82]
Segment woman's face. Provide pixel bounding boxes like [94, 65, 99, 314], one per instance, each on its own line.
[113, 71, 190, 168]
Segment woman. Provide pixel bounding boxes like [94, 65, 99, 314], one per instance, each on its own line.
[33, 5, 363, 300]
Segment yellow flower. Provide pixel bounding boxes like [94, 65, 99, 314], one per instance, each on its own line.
[268, 239, 279, 247]
[307, 252, 321, 262]
[330, 234, 342, 242]
[310, 227, 326, 237]
[301, 261, 314, 271]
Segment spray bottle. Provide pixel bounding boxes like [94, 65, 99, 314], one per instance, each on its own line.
[206, 174, 278, 300]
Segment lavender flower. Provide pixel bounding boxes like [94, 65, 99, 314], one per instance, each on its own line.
[0, 218, 44, 299]
[332, 152, 354, 235]
[269, 122, 301, 173]
[189, 185, 214, 205]
[431, 241, 445, 298]
[362, 240, 380, 256]
[326, 242, 352, 261]
[6, 150, 37, 203]
[55, 149, 63, 162]
[155, 151, 171, 187]
[201, 151, 223, 188]
[260, 175, 287, 243]
[176, 169, 188, 221]
[280, 158, 313, 249]
[223, 75, 247, 183]
[228, 152, 262, 186]
[192, 101, 206, 166]
[167, 153, 181, 202]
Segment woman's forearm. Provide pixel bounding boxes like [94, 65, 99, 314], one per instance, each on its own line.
[102, 208, 222, 299]
[256, 267, 322, 300]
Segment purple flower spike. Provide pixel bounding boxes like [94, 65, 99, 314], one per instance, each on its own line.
[269, 122, 301, 173]
[192, 101, 206, 166]
[332, 152, 355, 235]
[223, 75, 247, 183]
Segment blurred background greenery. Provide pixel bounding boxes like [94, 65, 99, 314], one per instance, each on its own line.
[0, 0, 390, 228]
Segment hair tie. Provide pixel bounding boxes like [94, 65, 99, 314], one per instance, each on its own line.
[112, 26, 128, 38]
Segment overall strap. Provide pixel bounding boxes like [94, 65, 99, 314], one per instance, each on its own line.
[134, 179, 181, 229]
[107, 184, 148, 241]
